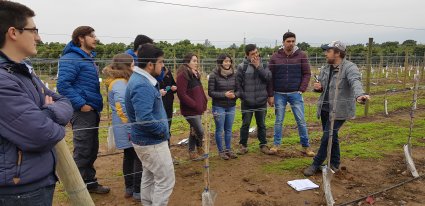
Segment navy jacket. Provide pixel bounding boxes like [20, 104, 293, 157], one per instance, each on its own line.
[0, 52, 73, 194]
[57, 42, 103, 112]
[269, 47, 311, 93]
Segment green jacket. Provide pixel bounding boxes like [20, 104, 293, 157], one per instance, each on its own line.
[316, 59, 365, 120]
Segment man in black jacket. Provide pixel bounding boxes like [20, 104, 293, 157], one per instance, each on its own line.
[237, 44, 274, 155]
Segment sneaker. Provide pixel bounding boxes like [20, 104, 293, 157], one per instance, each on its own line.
[270, 145, 279, 154]
[219, 151, 230, 160]
[331, 165, 340, 173]
[237, 144, 248, 155]
[124, 188, 133, 198]
[189, 151, 200, 161]
[260, 145, 274, 155]
[172, 158, 180, 165]
[132, 192, 141, 202]
[303, 147, 315, 157]
[197, 147, 205, 156]
[225, 150, 238, 159]
[303, 165, 319, 176]
[88, 184, 110, 194]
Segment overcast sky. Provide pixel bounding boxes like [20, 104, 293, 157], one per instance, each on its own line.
[18, 0, 425, 48]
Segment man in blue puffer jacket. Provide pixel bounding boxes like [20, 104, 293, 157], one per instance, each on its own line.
[0, 1, 73, 205]
[57, 26, 109, 194]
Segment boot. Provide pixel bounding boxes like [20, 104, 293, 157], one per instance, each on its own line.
[303, 147, 315, 157]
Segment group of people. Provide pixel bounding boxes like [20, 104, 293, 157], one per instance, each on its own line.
[0, 1, 370, 206]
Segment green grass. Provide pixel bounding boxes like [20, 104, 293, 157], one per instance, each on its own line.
[262, 108, 425, 174]
[263, 157, 312, 172]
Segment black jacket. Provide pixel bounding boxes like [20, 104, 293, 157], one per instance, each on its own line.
[236, 58, 272, 108]
[159, 69, 176, 115]
[208, 67, 239, 108]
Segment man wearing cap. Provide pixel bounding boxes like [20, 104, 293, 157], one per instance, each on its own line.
[268, 32, 314, 156]
[303, 41, 370, 176]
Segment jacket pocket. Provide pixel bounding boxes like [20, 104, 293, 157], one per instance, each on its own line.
[13, 149, 23, 184]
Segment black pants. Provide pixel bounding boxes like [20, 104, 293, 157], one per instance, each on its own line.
[164, 102, 173, 147]
[239, 105, 267, 147]
[123, 148, 143, 194]
[71, 110, 100, 189]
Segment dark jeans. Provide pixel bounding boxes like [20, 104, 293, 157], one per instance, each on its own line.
[186, 115, 204, 152]
[71, 110, 100, 189]
[0, 185, 55, 206]
[313, 110, 345, 168]
[123, 148, 143, 195]
[239, 105, 267, 147]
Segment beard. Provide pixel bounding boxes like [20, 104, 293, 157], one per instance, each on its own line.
[83, 41, 96, 51]
[285, 45, 294, 51]
[327, 58, 335, 64]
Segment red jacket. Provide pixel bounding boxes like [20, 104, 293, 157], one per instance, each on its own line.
[269, 47, 311, 93]
[176, 67, 208, 116]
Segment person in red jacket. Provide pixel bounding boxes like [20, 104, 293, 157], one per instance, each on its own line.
[268, 32, 314, 156]
[176, 53, 208, 160]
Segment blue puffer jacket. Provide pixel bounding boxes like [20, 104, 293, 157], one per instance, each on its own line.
[125, 67, 169, 146]
[57, 42, 103, 112]
[0, 52, 73, 194]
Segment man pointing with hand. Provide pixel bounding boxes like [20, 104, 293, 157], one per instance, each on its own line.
[304, 41, 370, 176]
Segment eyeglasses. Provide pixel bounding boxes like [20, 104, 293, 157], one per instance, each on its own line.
[16, 27, 39, 35]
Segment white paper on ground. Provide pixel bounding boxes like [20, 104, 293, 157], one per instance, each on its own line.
[249, 126, 256, 133]
[287, 179, 319, 191]
[178, 138, 189, 145]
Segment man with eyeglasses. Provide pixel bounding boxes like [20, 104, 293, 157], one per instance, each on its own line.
[57, 26, 110, 194]
[0, 1, 73, 205]
[268, 32, 314, 156]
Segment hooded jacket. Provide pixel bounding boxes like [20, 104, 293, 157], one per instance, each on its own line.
[269, 46, 311, 93]
[236, 58, 272, 108]
[57, 42, 103, 112]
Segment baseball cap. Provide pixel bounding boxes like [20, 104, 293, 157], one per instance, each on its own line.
[321, 41, 346, 52]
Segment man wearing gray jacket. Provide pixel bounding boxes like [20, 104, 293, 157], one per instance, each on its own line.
[304, 41, 370, 176]
[236, 44, 274, 155]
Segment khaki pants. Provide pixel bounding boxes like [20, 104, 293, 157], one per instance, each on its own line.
[133, 141, 175, 206]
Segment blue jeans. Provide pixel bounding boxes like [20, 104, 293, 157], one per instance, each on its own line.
[312, 110, 345, 168]
[273, 92, 310, 147]
[212, 106, 236, 152]
[0, 185, 55, 206]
